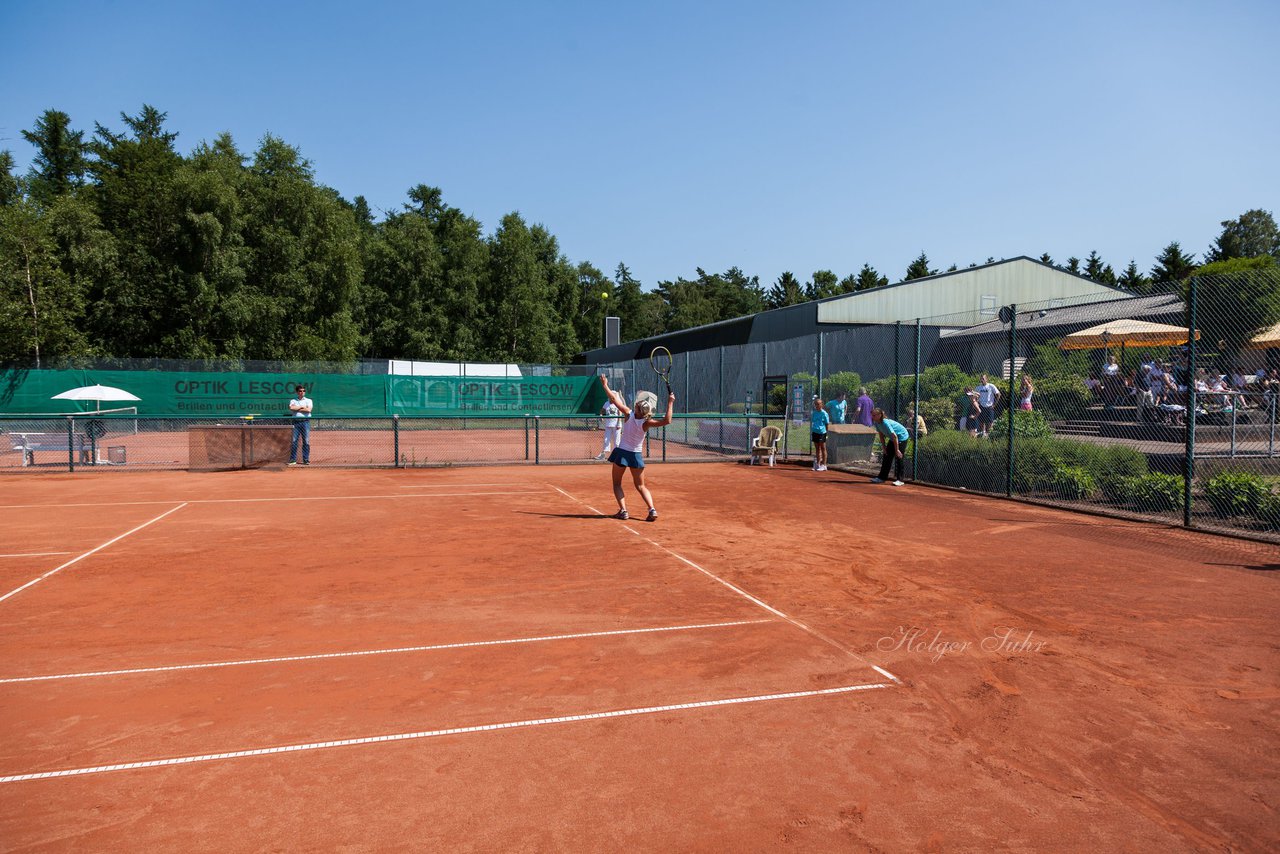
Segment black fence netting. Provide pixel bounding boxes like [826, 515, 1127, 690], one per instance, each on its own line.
[0, 413, 796, 471]
[813, 273, 1280, 543]
[8, 271, 1278, 543]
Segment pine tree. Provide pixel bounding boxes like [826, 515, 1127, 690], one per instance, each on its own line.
[854, 264, 888, 291]
[1150, 241, 1197, 284]
[1065, 257, 1081, 274]
[21, 109, 89, 206]
[0, 151, 23, 207]
[1116, 260, 1152, 294]
[1084, 251, 1117, 285]
[806, 269, 840, 300]
[765, 272, 805, 308]
[904, 252, 934, 281]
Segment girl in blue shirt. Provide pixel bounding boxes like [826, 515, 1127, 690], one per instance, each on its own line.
[811, 397, 830, 471]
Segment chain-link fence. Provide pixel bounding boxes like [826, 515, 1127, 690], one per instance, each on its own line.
[818, 272, 1279, 543]
[587, 273, 1280, 542]
[1, 413, 796, 471]
[9, 272, 1278, 542]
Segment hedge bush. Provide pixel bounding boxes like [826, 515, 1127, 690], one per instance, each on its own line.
[914, 430, 1006, 492]
[1204, 470, 1278, 522]
[915, 396, 958, 434]
[990, 409, 1055, 440]
[865, 365, 981, 416]
[1050, 464, 1096, 500]
[918, 430, 1151, 500]
[822, 371, 862, 403]
[1118, 473, 1183, 511]
[1032, 375, 1091, 421]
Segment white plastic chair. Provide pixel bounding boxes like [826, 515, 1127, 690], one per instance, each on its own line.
[750, 425, 782, 466]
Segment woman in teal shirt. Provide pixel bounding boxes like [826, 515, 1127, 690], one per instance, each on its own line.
[871, 407, 909, 485]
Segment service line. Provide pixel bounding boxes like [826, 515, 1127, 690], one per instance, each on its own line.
[0, 504, 188, 605]
[398, 483, 516, 488]
[0, 552, 72, 559]
[0, 619, 772, 685]
[548, 484, 902, 685]
[0, 491, 545, 510]
[0, 681, 890, 783]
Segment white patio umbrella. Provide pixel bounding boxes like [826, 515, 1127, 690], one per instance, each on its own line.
[51, 384, 141, 413]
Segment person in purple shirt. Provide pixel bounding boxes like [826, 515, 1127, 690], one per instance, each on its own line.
[853, 387, 875, 427]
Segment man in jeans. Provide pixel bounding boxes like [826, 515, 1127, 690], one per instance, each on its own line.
[288, 384, 313, 466]
[975, 374, 1001, 438]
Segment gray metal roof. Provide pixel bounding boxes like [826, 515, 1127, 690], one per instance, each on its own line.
[938, 292, 1186, 342]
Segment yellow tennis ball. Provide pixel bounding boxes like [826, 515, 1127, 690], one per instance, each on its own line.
[601, 291, 609, 299]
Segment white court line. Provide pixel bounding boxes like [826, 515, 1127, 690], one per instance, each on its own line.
[0, 681, 890, 783]
[0, 552, 72, 559]
[0, 619, 772, 685]
[0, 504, 188, 605]
[548, 485, 902, 685]
[0, 491, 544, 510]
[398, 483, 515, 488]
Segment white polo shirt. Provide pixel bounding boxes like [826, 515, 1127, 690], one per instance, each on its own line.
[290, 396, 313, 418]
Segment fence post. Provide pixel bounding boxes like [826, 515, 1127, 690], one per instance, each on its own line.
[393, 415, 401, 467]
[913, 318, 921, 481]
[684, 354, 690, 423]
[1270, 394, 1276, 457]
[761, 344, 768, 412]
[67, 417, 76, 473]
[817, 331, 825, 398]
[718, 346, 724, 414]
[893, 321, 901, 417]
[1230, 405, 1237, 458]
[534, 416, 540, 465]
[1184, 279, 1198, 528]
[1007, 304, 1017, 498]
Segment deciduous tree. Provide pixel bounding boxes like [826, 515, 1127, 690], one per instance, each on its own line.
[1205, 209, 1280, 262]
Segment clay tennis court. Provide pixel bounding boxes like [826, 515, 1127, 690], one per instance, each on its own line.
[1, 463, 1277, 850]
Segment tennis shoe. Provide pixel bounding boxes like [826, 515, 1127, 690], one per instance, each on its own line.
[646, 508, 658, 522]
[594, 454, 605, 461]
[613, 509, 629, 520]
[870, 477, 884, 483]
[288, 461, 297, 466]
[892, 480, 904, 486]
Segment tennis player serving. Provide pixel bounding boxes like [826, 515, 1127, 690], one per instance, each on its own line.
[599, 374, 674, 522]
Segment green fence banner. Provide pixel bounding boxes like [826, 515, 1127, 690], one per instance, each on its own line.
[0, 370, 605, 417]
[388, 376, 603, 416]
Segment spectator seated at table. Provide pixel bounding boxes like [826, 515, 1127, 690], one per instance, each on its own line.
[1084, 374, 1102, 400]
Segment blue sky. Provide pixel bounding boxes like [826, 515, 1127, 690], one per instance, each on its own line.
[3, 0, 1277, 288]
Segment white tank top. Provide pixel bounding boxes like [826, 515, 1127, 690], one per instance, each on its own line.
[619, 411, 647, 452]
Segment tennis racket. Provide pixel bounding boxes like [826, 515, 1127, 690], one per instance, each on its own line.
[650, 346, 673, 396]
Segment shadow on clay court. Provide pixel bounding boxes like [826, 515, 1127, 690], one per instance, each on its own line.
[1209, 562, 1280, 572]
[516, 511, 613, 520]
